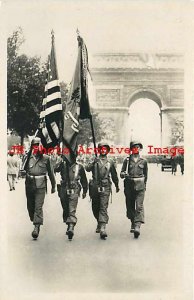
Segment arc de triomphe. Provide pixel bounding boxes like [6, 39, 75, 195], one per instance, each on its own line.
[90, 53, 184, 146]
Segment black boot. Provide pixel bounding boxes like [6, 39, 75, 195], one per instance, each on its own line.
[66, 224, 70, 235]
[96, 223, 101, 233]
[130, 221, 135, 233]
[100, 224, 107, 240]
[32, 225, 40, 239]
[134, 224, 140, 239]
[67, 224, 74, 240]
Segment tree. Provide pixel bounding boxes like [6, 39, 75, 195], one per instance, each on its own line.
[78, 112, 106, 147]
[100, 117, 117, 143]
[171, 119, 184, 145]
[7, 28, 47, 145]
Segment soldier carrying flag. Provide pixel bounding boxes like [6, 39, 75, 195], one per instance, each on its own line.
[55, 30, 91, 240]
[22, 30, 62, 239]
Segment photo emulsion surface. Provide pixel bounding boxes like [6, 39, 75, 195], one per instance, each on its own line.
[2, 1, 193, 300]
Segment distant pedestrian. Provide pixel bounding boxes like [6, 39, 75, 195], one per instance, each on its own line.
[7, 151, 18, 191]
[171, 156, 177, 175]
[179, 154, 184, 175]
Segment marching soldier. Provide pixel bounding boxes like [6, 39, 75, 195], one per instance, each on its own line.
[24, 137, 56, 239]
[120, 141, 148, 239]
[85, 142, 119, 240]
[55, 156, 88, 240]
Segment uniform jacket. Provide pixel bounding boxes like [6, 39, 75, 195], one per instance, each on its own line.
[25, 154, 56, 189]
[55, 159, 88, 194]
[7, 155, 18, 175]
[120, 155, 148, 190]
[85, 156, 119, 188]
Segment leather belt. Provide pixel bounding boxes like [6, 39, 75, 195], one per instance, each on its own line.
[27, 174, 46, 178]
[128, 177, 144, 180]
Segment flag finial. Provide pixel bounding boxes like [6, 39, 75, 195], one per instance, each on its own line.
[51, 29, 55, 41]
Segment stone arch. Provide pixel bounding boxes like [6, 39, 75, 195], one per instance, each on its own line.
[128, 88, 163, 109]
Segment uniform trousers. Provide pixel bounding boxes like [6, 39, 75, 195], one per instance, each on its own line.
[8, 174, 16, 190]
[25, 184, 46, 225]
[124, 185, 145, 225]
[91, 186, 111, 224]
[60, 186, 80, 225]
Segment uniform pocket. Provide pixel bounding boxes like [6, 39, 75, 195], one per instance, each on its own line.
[38, 162, 47, 173]
[138, 164, 144, 169]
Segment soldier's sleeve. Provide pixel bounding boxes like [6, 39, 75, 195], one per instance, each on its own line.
[79, 165, 88, 194]
[54, 156, 63, 173]
[110, 160, 119, 188]
[120, 158, 127, 178]
[143, 160, 148, 184]
[47, 157, 56, 188]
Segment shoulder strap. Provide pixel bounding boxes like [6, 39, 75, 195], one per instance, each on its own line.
[74, 164, 79, 179]
[125, 157, 130, 175]
[105, 160, 111, 178]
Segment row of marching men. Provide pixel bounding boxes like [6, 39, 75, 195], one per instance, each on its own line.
[24, 137, 148, 241]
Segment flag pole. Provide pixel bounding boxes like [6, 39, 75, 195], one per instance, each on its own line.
[89, 114, 98, 158]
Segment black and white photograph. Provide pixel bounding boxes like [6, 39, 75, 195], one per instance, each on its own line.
[0, 1, 194, 299]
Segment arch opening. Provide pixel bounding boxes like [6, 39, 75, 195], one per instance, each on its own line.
[126, 98, 161, 154]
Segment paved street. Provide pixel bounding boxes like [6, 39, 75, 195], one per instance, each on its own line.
[3, 164, 187, 299]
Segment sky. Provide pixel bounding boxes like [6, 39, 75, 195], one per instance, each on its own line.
[2, 0, 194, 82]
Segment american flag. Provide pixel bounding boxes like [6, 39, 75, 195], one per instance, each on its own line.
[38, 30, 62, 148]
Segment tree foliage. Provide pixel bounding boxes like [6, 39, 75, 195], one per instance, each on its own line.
[7, 28, 47, 144]
[78, 112, 106, 147]
[171, 119, 184, 145]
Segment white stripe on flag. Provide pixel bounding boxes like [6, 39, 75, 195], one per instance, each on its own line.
[45, 104, 62, 115]
[44, 80, 59, 91]
[51, 121, 60, 139]
[42, 98, 47, 106]
[46, 92, 61, 103]
[42, 127, 52, 143]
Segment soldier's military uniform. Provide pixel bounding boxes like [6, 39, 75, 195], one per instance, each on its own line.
[25, 138, 56, 239]
[120, 141, 148, 238]
[55, 157, 88, 240]
[85, 142, 119, 239]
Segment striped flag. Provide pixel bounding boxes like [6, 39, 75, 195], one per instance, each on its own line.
[62, 31, 91, 164]
[38, 30, 62, 148]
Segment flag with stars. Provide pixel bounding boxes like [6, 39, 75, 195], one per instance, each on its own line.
[38, 31, 62, 148]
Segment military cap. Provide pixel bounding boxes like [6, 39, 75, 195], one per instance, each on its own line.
[98, 141, 110, 153]
[31, 137, 41, 145]
[130, 141, 143, 149]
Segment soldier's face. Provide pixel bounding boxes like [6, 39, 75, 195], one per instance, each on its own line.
[99, 146, 108, 156]
[32, 143, 40, 154]
[132, 145, 140, 154]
